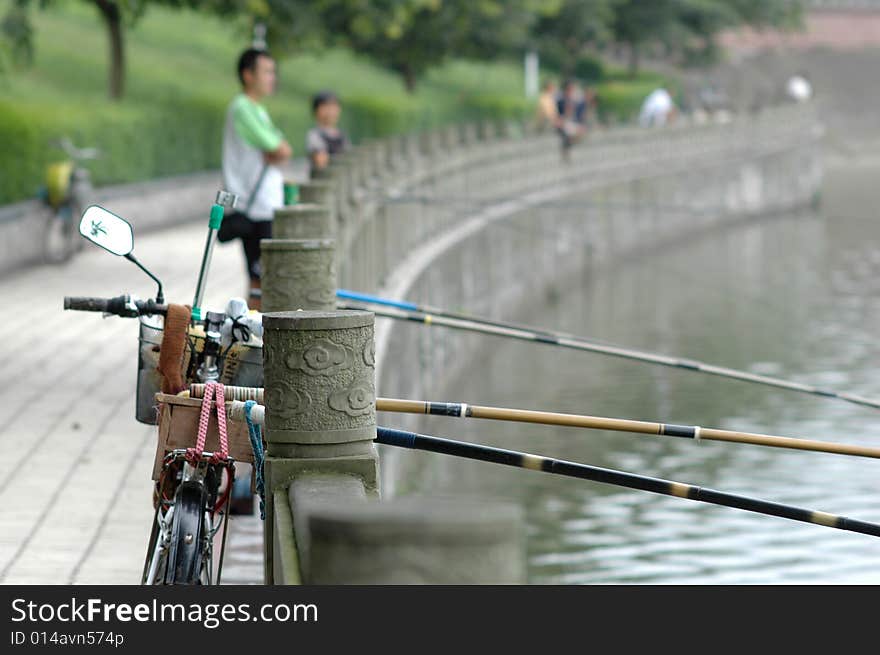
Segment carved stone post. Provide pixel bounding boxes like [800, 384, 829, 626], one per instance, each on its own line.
[299, 180, 335, 207]
[272, 204, 334, 240]
[419, 129, 436, 157]
[461, 122, 479, 147]
[262, 310, 376, 459]
[479, 119, 497, 142]
[260, 239, 336, 313]
[443, 124, 461, 150]
[261, 310, 379, 583]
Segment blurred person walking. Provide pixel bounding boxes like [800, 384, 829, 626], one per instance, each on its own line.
[220, 48, 292, 310]
[307, 91, 350, 175]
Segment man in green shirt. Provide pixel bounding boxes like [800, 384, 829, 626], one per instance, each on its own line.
[221, 48, 292, 309]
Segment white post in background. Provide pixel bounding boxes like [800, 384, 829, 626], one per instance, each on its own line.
[252, 22, 267, 49]
[525, 50, 539, 98]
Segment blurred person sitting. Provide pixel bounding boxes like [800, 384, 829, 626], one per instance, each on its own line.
[220, 47, 292, 310]
[534, 79, 561, 131]
[639, 87, 677, 127]
[556, 79, 587, 161]
[307, 91, 350, 175]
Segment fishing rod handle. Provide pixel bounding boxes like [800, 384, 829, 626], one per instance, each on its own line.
[191, 384, 264, 403]
[227, 400, 265, 426]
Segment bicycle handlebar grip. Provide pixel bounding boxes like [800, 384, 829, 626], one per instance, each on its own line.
[64, 296, 111, 312]
[134, 299, 168, 316]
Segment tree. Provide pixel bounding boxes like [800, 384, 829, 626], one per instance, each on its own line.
[0, 0, 34, 69]
[611, 0, 803, 76]
[263, 0, 558, 92]
[529, 0, 616, 79]
[1, 0, 247, 100]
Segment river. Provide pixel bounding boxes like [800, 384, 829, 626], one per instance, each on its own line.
[394, 158, 880, 584]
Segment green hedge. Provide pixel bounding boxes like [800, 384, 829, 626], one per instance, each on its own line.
[342, 94, 422, 141]
[0, 95, 309, 203]
[0, 103, 43, 204]
[341, 93, 537, 141]
[459, 94, 534, 122]
[594, 82, 655, 123]
[0, 82, 670, 204]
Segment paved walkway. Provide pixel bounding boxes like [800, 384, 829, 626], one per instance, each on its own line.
[0, 218, 265, 584]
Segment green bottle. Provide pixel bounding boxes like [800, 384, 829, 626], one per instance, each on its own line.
[283, 181, 299, 205]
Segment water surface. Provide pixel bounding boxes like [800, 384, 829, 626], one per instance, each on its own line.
[395, 161, 880, 584]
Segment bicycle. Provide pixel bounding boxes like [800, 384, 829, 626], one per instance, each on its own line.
[41, 137, 100, 264]
[63, 194, 265, 584]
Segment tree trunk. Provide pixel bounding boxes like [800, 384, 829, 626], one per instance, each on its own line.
[564, 38, 583, 79]
[401, 64, 417, 93]
[94, 0, 125, 100]
[562, 51, 575, 79]
[628, 43, 640, 78]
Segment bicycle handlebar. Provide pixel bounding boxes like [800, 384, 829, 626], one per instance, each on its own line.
[63, 295, 167, 317]
[52, 137, 101, 161]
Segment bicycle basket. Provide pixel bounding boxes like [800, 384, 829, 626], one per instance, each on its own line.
[136, 317, 264, 424]
[152, 393, 254, 480]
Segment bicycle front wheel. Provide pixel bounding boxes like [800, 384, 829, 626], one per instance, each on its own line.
[164, 481, 209, 585]
[142, 502, 165, 584]
[43, 206, 75, 265]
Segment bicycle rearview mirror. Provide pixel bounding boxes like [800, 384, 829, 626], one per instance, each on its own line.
[78, 205, 165, 304]
[79, 205, 134, 257]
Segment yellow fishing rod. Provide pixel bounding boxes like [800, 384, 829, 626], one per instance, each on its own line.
[199, 385, 880, 460]
[376, 397, 880, 460]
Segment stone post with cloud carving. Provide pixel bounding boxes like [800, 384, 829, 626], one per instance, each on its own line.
[262, 310, 376, 459]
[260, 309, 380, 583]
[260, 239, 337, 313]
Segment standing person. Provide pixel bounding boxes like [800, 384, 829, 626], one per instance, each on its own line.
[534, 79, 561, 131]
[307, 91, 350, 175]
[556, 79, 586, 161]
[220, 48, 292, 310]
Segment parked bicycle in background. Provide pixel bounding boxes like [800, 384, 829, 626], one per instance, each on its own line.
[41, 137, 99, 264]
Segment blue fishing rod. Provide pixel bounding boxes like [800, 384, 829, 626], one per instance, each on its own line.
[336, 289, 880, 411]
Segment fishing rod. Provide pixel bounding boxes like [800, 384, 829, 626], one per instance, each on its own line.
[202, 385, 880, 460]
[337, 298, 880, 411]
[336, 288, 601, 341]
[376, 397, 880, 460]
[376, 426, 880, 539]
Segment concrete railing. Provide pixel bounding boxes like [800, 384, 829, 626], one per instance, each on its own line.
[257, 104, 823, 584]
